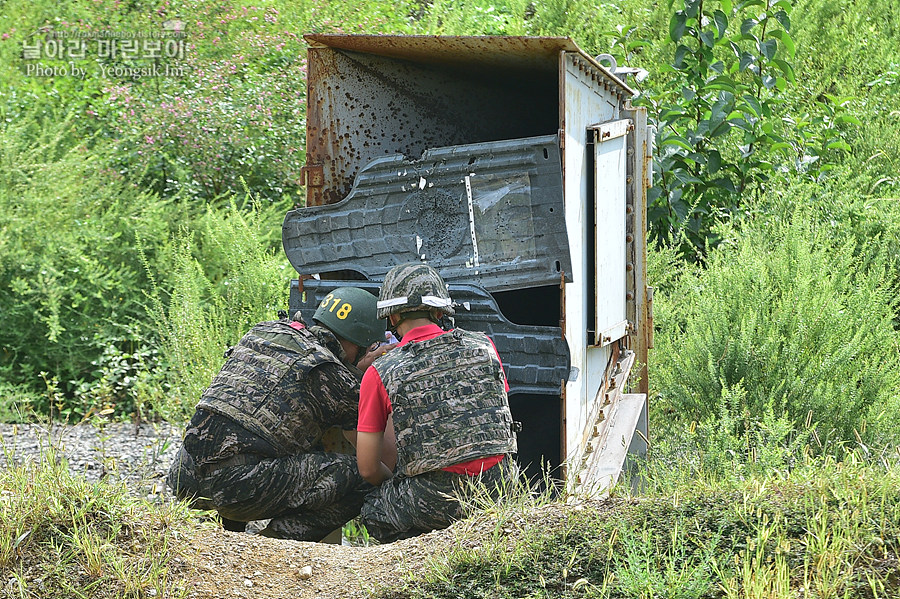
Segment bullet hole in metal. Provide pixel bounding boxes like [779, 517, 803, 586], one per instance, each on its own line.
[401, 189, 467, 259]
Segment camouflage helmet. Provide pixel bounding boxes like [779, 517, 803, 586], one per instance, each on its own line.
[377, 263, 455, 319]
[312, 287, 384, 347]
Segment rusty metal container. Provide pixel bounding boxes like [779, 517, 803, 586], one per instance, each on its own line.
[283, 35, 652, 493]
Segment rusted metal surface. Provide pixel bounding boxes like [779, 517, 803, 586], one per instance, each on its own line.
[304, 35, 632, 89]
[578, 391, 646, 496]
[624, 102, 651, 402]
[577, 343, 620, 458]
[302, 35, 632, 208]
[300, 164, 323, 188]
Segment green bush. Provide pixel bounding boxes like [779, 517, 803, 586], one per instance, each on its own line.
[98, 10, 311, 203]
[0, 114, 174, 419]
[636, 0, 858, 260]
[0, 1, 337, 204]
[650, 187, 900, 446]
[146, 200, 293, 421]
[791, 0, 900, 195]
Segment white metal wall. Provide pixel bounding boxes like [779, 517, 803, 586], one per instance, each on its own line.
[561, 52, 625, 470]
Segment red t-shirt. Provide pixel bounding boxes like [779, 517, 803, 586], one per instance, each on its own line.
[358, 323, 508, 475]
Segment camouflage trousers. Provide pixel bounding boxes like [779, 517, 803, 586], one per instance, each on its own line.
[360, 459, 516, 544]
[167, 448, 371, 541]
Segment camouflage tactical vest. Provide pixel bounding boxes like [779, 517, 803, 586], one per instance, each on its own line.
[196, 321, 344, 452]
[374, 328, 517, 477]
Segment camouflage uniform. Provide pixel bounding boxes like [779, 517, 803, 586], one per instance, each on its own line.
[360, 326, 518, 543]
[360, 458, 514, 543]
[167, 319, 371, 541]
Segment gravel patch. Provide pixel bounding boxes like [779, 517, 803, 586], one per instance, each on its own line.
[0, 421, 183, 501]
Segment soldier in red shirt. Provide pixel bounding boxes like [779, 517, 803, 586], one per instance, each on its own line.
[356, 263, 518, 542]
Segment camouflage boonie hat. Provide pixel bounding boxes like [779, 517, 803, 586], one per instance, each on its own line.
[377, 263, 454, 319]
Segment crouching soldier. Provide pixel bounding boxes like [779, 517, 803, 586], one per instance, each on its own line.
[355, 263, 519, 543]
[167, 287, 390, 541]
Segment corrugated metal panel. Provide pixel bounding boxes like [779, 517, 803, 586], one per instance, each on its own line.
[283, 135, 573, 292]
[290, 279, 570, 397]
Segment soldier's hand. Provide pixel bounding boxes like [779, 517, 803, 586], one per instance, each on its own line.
[356, 342, 398, 371]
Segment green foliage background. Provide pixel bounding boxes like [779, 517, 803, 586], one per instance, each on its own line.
[0, 0, 898, 462]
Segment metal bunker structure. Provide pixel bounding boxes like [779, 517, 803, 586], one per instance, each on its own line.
[282, 35, 652, 493]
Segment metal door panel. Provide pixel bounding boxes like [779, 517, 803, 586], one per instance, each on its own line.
[590, 120, 629, 347]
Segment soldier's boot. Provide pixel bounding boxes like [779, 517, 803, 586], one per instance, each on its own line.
[220, 515, 247, 532]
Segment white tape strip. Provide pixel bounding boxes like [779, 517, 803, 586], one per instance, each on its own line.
[465, 175, 480, 267]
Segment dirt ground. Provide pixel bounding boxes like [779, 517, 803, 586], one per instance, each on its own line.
[173, 521, 458, 599]
[1, 422, 590, 598]
[171, 499, 592, 599]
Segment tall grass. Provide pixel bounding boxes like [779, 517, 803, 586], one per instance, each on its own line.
[0, 441, 197, 598]
[382, 454, 900, 599]
[145, 200, 293, 421]
[790, 0, 900, 196]
[0, 113, 176, 419]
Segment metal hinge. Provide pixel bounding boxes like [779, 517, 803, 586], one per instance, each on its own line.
[300, 164, 324, 187]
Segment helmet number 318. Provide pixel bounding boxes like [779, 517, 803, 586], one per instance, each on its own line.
[321, 293, 353, 319]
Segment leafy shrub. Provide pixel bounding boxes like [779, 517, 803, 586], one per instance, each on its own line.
[0, 114, 173, 418]
[98, 11, 311, 203]
[0, 381, 40, 423]
[146, 200, 293, 420]
[638, 0, 856, 260]
[71, 340, 171, 425]
[649, 381, 816, 485]
[650, 188, 900, 446]
[787, 0, 900, 196]
[0, 1, 316, 204]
